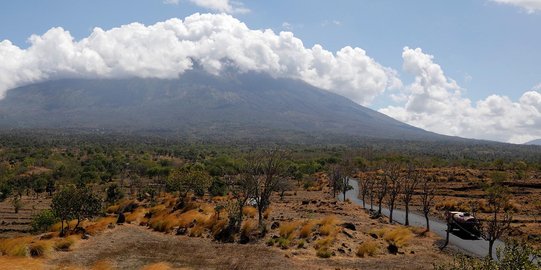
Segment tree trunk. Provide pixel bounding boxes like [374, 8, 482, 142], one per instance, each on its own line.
[378, 201, 382, 215]
[343, 190, 347, 201]
[441, 224, 450, 250]
[405, 203, 410, 226]
[389, 208, 394, 223]
[258, 207, 263, 226]
[362, 196, 366, 208]
[488, 239, 494, 259]
[425, 213, 430, 231]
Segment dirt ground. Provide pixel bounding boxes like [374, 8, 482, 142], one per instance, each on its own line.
[39, 187, 452, 270]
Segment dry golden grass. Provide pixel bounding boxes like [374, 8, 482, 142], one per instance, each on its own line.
[106, 204, 120, 214]
[149, 214, 180, 232]
[318, 216, 341, 237]
[50, 219, 79, 233]
[141, 262, 173, 270]
[91, 259, 115, 270]
[356, 240, 379, 257]
[314, 236, 335, 250]
[53, 235, 79, 252]
[28, 240, 54, 257]
[0, 237, 32, 256]
[299, 220, 317, 238]
[279, 221, 301, 240]
[383, 228, 413, 247]
[188, 224, 205, 237]
[85, 217, 117, 235]
[125, 207, 148, 224]
[240, 219, 258, 238]
[242, 206, 257, 218]
[263, 207, 272, 219]
[0, 256, 46, 270]
[211, 219, 228, 237]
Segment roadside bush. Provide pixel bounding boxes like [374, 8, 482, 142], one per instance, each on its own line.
[31, 210, 57, 233]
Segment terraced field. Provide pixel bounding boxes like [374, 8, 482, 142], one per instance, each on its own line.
[0, 195, 51, 237]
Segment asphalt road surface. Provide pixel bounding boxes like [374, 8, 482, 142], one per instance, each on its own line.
[343, 179, 505, 258]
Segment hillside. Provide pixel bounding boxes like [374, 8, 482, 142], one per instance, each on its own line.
[525, 139, 541, 146]
[0, 69, 451, 142]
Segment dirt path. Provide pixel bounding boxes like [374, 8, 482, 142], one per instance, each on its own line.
[50, 224, 298, 270]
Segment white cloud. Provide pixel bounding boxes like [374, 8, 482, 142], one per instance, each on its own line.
[163, 0, 180, 5]
[189, 0, 249, 14]
[0, 13, 399, 105]
[490, 0, 541, 13]
[380, 47, 541, 143]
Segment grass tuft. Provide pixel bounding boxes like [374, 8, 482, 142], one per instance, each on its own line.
[242, 206, 257, 218]
[356, 240, 378, 257]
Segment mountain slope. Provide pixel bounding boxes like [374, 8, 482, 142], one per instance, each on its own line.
[525, 139, 541, 145]
[0, 70, 450, 141]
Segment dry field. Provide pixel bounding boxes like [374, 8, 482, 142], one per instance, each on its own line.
[0, 179, 452, 269]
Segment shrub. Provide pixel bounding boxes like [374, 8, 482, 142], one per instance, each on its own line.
[31, 210, 57, 233]
[356, 241, 378, 257]
[209, 177, 227, 197]
[316, 248, 332, 258]
[314, 236, 335, 250]
[279, 221, 301, 240]
[382, 228, 413, 248]
[0, 237, 32, 256]
[242, 206, 257, 218]
[106, 184, 124, 204]
[240, 219, 258, 239]
[54, 236, 77, 251]
[106, 205, 120, 214]
[125, 207, 148, 223]
[276, 237, 290, 249]
[299, 220, 316, 238]
[141, 262, 172, 270]
[28, 241, 53, 257]
[297, 239, 305, 249]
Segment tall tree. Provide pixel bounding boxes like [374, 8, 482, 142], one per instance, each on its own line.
[481, 173, 513, 259]
[402, 164, 420, 226]
[385, 162, 402, 224]
[252, 149, 287, 227]
[420, 176, 436, 231]
[375, 170, 388, 216]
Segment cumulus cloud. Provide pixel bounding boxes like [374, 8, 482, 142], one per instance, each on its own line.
[490, 0, 541, 13]
[380, 47, 541, 143]
[0, 13, 399, 105]
[189, 0, 250, 14]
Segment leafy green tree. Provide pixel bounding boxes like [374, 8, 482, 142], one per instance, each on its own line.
[166, 166, 211, 199]
[51, 187, 102, 235]
[106, 183, 124, 204]
[31, 210, 57, 233]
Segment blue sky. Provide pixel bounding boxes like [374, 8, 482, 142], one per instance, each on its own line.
[1, 0, 540, 142]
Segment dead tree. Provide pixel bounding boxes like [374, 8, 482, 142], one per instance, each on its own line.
[252, 149, 287, 227]
[367, 177, 376, 211]
[358, 174, 370, 208]
[375, 172, 388, 216]
[329, 164, 343, 199]
[481, 179, 513, 259]
[402, 164, 420, 226]
[385, 163, 402, 224]
[420, 176, 436, 231]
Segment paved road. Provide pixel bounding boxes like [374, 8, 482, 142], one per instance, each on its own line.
[343, 179, 505, 258]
